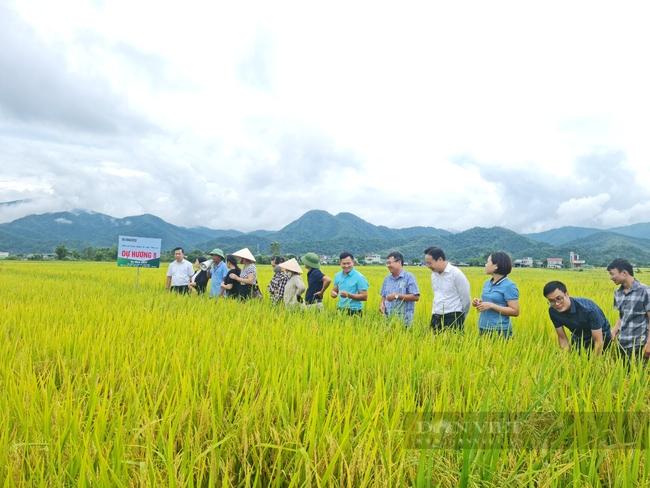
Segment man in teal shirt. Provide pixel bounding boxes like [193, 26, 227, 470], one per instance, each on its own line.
[330, 251, 369, 315]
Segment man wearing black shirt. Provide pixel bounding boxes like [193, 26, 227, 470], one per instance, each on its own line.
[301, 252, 331, 309]
[543, 281, 612, 354]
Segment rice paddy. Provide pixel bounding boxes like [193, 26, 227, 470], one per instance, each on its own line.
[1, 261, 649, 486]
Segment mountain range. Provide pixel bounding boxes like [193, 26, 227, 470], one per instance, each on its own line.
[2, 209, 650, 265]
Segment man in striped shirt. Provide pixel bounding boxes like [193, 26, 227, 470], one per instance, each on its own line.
[607, 258, 650, 363]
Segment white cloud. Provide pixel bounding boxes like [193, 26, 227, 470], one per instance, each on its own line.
[557, 194, 611, 224]
[1, 0, 649, 232]
[599, 201, 650, 228]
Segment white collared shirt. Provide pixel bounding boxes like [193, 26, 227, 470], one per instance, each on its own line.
[166, 259, 194, 286]
[431, 263, 471, 314]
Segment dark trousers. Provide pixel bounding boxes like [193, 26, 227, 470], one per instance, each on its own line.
[341, 309, 363, 317]
[615, 343, 648, 367]
[170, 285, 190, 294]
[479, 328, 513, 340]
[573, 336, 612, 353]
[431, 312, 466, 332]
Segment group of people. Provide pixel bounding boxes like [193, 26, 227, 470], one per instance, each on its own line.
[165, 247, 260, 300]
[166, 245, 650, 362]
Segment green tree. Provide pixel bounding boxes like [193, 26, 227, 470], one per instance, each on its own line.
[270, 241, 282, 257]
[54, 244, 68, 260]
[82, 247, 97, 261]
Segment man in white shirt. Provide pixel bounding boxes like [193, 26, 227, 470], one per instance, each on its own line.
[424, 246, 471, 332]
[166, 247, 194, 294]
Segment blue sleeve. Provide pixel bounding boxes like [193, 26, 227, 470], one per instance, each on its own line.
[380, 277, 387, 297]
[504, 281, 519, 301]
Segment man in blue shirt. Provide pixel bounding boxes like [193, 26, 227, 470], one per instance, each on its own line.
[380, 251, 420, 326]
[543, 280, 612, 354]
[207, 248, 228, 298]
[331, 251, 369, 315]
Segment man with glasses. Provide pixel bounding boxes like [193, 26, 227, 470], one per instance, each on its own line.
[543, 281, 612, 354]
[379, 251, 420, 326]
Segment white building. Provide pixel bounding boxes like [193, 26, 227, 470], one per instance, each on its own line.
[569, 251, 586, 269]
[364, 254, 382, 265]
[0, 251, 9, 259]
[514, 257, 534, 268]
[547, 257, 563, 269]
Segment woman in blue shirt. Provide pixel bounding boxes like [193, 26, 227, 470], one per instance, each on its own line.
[472, 251, 520, 338]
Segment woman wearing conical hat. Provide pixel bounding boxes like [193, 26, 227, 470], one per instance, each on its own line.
[278, 258, 306, 308]
[230, 248, 259, 299]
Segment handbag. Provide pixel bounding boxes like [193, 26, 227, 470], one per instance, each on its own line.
[252, 283, 263, 299]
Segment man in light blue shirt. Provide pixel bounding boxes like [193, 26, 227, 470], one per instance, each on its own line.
[207, 248, 228, 298]
[380, 251, 420, 326]
[331, 251, 369, 315]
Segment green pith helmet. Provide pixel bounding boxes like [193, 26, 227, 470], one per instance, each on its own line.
[301, 252, 320, 269]
[209, 248, 225, 259]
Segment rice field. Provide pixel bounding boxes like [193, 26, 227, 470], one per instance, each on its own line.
[1, 261, 649, 486]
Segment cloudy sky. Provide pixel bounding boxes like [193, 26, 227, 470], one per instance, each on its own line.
[1, 0, 649, 232]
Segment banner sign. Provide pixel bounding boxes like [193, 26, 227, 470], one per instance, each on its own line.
[117, 236, 162, 268]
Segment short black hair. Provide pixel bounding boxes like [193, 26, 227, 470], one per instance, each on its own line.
[197, 256, 207, 263]
[424, 247, 446, 261]
[607, 258, 634, 276]
[386, 251, 404, 264]
[489, 251, 512, 276]
[339, 251, 354, 261]
[271, 256, 285, 265]
[543, 280, 567, 297]
[173, 247, 184, 253]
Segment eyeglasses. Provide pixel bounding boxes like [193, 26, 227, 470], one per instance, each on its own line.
[547, 295, 566, 305]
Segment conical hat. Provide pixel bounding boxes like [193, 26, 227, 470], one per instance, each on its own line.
[232, 247, 256, 262]
[278, 258, 302, 274]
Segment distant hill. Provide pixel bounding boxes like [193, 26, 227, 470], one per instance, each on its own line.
[610, 222, 650, 241]
[556, 232, 650, 266]
[0, 210, 242, 253]
[526, 222, 650, 247]
[270, 209, 450, 243]
[199, 210, 451, 256]
[525, 226, 601, 246]
[2, 209, 650, 265]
